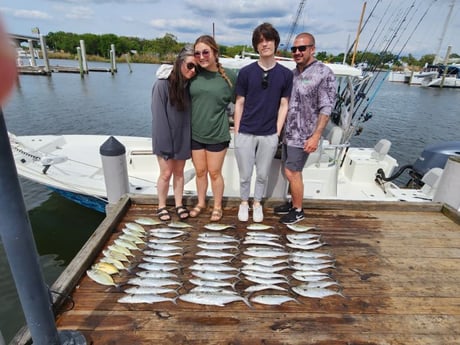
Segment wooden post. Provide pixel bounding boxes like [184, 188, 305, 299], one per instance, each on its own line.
[27, 39, 36, 67]
[125, 53, 132, 73]
[440, 45, 452, 88]
[76, 47, 84, 78]
[110, 44, 117, 73]
[79, 39, 88, 74]
[39, 34, 51, 75]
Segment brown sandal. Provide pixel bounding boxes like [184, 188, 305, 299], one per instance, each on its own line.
[189, 205, 204, 218]
[210, 208, 223, 222]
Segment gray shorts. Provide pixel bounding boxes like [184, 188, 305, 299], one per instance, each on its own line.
[281, 144, 309, 172]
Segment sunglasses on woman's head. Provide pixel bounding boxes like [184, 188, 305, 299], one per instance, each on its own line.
[194, 49, 210, 58]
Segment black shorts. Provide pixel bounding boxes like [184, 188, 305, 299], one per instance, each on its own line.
[281, 144, 309, 172]
[191, 139, 229, 152]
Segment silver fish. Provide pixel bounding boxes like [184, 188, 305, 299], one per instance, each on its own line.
[290, 251, 332, 259]
[142, 256, 178, 265]
[289, 257, 335, 265]
[179, 292, 250, 307]
[245, 276, 288, 286]
[243, 249, 288, 258]
[168, 221, 194, 228]
[125, 222, 146, 233]
[302, 281, 341, 289]
[242, 263, 289, 273]
[137, 262, 179, 272]
[291, 285, 345, 298]
[286, 233, 320, 241]
[291, 272, 331, 282]
[199, 232, 237, 240]
[197, 242, 238, 251]
[118, 294, 177, 304]
[86, 268, 117, 286]
[193, 258, 230, 265]
[127, 277, 182, 287]
[192, 270, 240, 281]
[243, 239, 284, 248]
[197, 236, 239, 244]
[244, 284, 288, 293]
[136, 271, 177, 279]
[291, 263, 335, 271]
[143, 250, 182, 257]
[246, 231, 280, 239]
[134, 217, 164, 226]
[146, 242, 182, 251]
[189, 263, 238, 272]
[196, 250, 236, 258]
[241, 270, 288, 280]
[189, 286, 238, 295]
[246, 223, 274, 230]
[189, 278, 236, 289]
[241, 257, 288, 266]
[203, 223, 236, 231]
[124, 286, 178, 295]
[149, 228, 186, 238]
[286, 224, 317, 232]
[286, 242, 325, 250]
[148, 238, 180, 244]
[250, 294, 298, 305]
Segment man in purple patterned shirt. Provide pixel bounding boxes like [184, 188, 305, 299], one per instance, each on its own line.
[276, 32, 337, 224]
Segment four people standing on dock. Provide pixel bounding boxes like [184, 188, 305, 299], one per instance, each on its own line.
[151, 45, 197, 222]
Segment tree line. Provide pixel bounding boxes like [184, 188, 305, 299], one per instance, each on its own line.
[45, 31, 458, 69]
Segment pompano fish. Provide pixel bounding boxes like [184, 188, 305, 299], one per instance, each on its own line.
[119, 233, 145, 245]
[124, 286, 178, 295]
[118, 294, 177, 304]
[114, 238, 139, 251]
[246, 223, 274, 230]
[286, 224, 317, 232]
[103, 249, 130, 262]
[91, 262, 119, 275]
[203, 223, 236, 231]
[149, 228, 186, 238]
[179, 292, 250, 307]
[134, 217, 164, 226]
[127, 277, 182, 287]
[250, 294, 298, 305]
[100, 256, 127, 270]
[122, 228, 146, 238]
[291, 285, 345, 298]
[125, 222, 146, 233]
[168, 221, 193, 229]
[107, 244, 134, 257]
[87, 268, 117, 286]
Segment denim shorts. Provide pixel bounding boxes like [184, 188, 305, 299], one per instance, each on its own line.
[191, 139, 229, 152]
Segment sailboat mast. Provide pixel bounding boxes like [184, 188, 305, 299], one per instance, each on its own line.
[433, 0, 455, 64]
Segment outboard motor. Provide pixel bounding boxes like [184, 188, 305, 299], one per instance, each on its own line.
[409, 141, 460, 187]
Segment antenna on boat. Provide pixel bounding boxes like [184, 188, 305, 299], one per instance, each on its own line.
[433, 0, 455, 64]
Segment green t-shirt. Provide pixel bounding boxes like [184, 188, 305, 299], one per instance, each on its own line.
[190, 68, 237, 144]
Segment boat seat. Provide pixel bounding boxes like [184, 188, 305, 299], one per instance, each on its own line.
[304, 126, 345, 168]
[420, 167, 443, 196]
[371, 139, 392, 161]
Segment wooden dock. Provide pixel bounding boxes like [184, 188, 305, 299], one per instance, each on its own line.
[12, 196, 460, 344]
[17, 65, 112, 75]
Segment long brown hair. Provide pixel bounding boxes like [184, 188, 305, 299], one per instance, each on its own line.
[169, 45, 194, 111]
[194, 35, 233, 88]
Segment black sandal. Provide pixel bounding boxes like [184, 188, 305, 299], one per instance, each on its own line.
[175, 206, 189, 220]
[156, 207, 171, 222]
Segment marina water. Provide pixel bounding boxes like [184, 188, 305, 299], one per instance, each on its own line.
[1, 60, 459, 342]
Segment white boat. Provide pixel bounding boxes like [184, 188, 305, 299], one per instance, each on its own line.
[8, 60, 458, 212]
[422, 64, 460, 88]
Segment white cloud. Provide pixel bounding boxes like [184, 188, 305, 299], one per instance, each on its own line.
[13, 9, 52, 20]
[65, 7, 94, 20]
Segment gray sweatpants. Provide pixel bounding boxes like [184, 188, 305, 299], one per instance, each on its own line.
[234, 132, 279, 201]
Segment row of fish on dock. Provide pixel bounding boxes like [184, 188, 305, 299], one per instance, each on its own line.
[86, 216, 345, 307]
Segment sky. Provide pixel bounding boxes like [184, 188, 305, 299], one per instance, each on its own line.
[1, 0, 460, 58]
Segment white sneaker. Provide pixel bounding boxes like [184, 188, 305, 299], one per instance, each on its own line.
[253, 204, 264, 223]
[238, 203, 249, 222]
